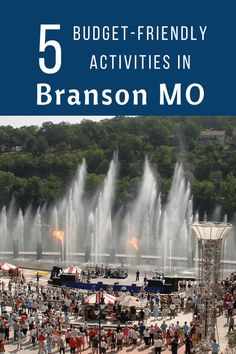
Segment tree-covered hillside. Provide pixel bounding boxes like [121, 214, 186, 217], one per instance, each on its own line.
[1, 116, 236, 218]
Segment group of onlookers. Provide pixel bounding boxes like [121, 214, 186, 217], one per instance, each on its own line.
[0, 269, 235, 353]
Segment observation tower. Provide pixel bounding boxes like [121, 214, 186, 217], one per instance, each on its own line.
[191, 221, 232, 351]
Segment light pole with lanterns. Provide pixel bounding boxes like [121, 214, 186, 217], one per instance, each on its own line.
[94, 291, 106, 354]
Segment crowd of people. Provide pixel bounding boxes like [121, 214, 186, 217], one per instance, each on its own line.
[0, 268, 234, 353]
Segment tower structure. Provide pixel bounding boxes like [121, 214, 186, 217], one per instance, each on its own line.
[191, 221, 232, 351]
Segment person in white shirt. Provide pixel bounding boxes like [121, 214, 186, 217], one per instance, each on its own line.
[144, 306, 150, 322]
[154, 338, 163, 354]
[131, 329, 139, 346]
[116, 331, 123, 350]
[169, 303, 176, 319]
[143, 328, 150, 347]
[100, 339, 107, 353]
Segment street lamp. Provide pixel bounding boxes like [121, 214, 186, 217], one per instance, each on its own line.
[94, 291, 106, 354]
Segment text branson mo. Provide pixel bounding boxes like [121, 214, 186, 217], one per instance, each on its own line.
[37, 83, 204, 106]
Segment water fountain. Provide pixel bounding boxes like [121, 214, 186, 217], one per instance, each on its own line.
[0, 206, 8, 254]
[92, 154, 118, 263]
[0, 155, 234, 273]
[121, 157, 158, 260]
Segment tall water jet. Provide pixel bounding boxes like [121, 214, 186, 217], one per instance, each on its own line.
[93, 153, 118, 263]
[0, 206, 8, 254]
[35, 207, 42, 245]
[169, 239, 172, 273]
[186, 197, 194, 267]
[195, 237, 199, 277]
[160, 211, 168, 272]
[33, 207, 42, 259]
[154, 194, 162, 245]
[64, 159, 87, 260]
[194, 211, 199, 222]
[122, 157, 158, 259]
[87, 212, 95, 263]
[15, 209, 24, 252]
[159, 163, 192, 271]
[212, 206, 222, 221]
[23, 206, 36, 252]
[64, 205, 69, 263]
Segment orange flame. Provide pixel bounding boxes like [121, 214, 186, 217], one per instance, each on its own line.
[127, 236, 140, 251]
[52, 229, 64, 241]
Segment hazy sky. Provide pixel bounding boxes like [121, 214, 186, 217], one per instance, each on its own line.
[0, 116, 112, 128]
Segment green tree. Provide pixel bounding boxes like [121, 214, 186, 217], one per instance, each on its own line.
[219, 173, 236, 212]
[84, 147, 106, 173]
[85, 173, 104, 196]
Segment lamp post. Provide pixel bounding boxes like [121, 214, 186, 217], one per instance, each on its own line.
[94, 291, 106, 354]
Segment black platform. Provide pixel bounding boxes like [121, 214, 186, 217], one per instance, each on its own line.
[147, 275, 195, 293]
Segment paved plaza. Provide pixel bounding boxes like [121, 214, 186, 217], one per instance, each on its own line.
[0, 268, 232, 353]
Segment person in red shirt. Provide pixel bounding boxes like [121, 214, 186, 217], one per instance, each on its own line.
[106, 329, 113, 348]
[38, 332, 46, 342]
[4, 321, 9, 341]
[166, 329, 171, 346]
[123, 325, 130, 345]
[38, 331, 46, 353]
[88, 328, 96, 347]
[0, 339, 6, 353]
[76, 336, 82, 354]
[69, 336, 77, 353]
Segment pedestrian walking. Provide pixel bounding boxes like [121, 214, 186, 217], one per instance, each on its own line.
[154, 337, 163, 354]
[36, 272, 40, 283]
[46, 334, 53, 354]
[143, 327, 150, 347]
[59, 335, 66, 354]
[92, 335, 99, 354]
[16, 329, 24, 350]
[211, 339, 220, 354]
[100, 338, 107, 353]
[183, 335, 193, 354]
[170, 338, 179, 354]
[153, 303, 159, 320]
[0, 339, 6, 354]
[228, 315, 234, 332]
[116, 330, 123, 350]
[69, 336, 77, 353]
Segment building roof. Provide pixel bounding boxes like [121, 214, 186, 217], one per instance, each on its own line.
[200, 130, 225, 137]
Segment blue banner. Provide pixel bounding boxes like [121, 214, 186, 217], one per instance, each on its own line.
[0, 0, 235, 115]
